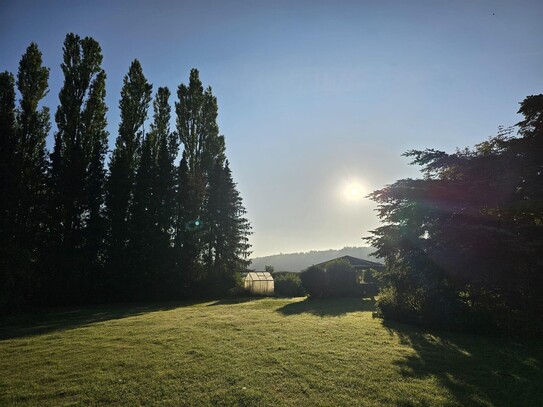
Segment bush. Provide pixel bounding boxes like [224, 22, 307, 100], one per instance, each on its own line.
[300, 265, 327, 299]
[326, 259, 357, 297]
[274, 272, 305, 297]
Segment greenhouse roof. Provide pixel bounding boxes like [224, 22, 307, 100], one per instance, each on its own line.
[245, 272, 274, 281]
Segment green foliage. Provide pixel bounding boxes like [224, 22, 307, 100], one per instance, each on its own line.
[47, 33, 107, 304]
[0, 44, 50, 311]
[325, 259, 357, 297]
[106, 59, 152, 301]
[0, 71, 17, 241]
[367, 94, 543, 335]
[300, 261, 371, 299]
[1, 35, 252, 310]
[363, 268, 379, 284]
[174, 69, 251, 295]
[203, 162, 252, 294]
[14, 43, 50, 252]
[273, 272, 305, 297]
[300, 265, 327, 298]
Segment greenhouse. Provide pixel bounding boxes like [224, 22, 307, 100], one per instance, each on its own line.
[244, 272, 274, 295]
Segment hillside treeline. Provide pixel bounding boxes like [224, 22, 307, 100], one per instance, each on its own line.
[0, 34, 251, 312]
[250, 246, 378, 272]
[367, 95, 543, 336]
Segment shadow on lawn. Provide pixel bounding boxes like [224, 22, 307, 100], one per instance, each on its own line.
[0, 301, 196, 341]
[207, 297, 266, 306]
[383, 319, 543, 407]
[276, 297, 376, 317]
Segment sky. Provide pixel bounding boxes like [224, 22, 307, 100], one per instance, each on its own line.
[1, 0, 542, 257]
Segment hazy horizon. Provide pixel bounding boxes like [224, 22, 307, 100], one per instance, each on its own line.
[2, 0, 542, 257]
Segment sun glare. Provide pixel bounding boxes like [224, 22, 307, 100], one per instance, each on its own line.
[343, 181, 366, 202]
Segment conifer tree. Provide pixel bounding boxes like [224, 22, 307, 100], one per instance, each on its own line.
[204, 161, 251, 292]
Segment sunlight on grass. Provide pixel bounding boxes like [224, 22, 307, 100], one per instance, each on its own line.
[1, 298, 541, 406]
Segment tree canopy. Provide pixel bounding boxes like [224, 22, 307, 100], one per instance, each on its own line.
[367, 95, 543, 335]
[0, 34, 251, 312]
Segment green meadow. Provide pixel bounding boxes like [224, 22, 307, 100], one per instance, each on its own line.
[1, 297, 541, 406]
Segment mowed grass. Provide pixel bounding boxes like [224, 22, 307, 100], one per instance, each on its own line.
[1, 298, 542, 406]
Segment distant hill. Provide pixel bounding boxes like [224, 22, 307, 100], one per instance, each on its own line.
[249, 246, 380, 272]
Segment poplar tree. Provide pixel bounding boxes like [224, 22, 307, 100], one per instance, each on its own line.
[128, 129, 155, 299]
[15, 43, 50, 254]
[0, 71, 24, 310]
[106, 59, 152, 299]
[175, 69, 226, 286]
[0, 72, 17, 243]
[48, 34, 107, 302]
[151, 87, 177, 247]
[150, 87, 177, 295]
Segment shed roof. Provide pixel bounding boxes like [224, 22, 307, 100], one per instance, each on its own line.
[315, 255, 384, 270]
[245, 271, 274, 281]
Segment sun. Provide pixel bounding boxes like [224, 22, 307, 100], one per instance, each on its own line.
[343, 181, 366, 202]
[349, 186, 361, 197]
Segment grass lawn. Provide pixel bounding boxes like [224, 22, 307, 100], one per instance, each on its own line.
[1, 297, 542, 406]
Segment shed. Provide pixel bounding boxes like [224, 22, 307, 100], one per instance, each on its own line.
[244, 272, 274, 295]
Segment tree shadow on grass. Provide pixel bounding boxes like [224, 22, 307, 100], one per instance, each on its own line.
[206, 297, 266, 306]
[276, 297, 376, 317]
[382, 319, 543, 407]
[0, 300, 200, 341]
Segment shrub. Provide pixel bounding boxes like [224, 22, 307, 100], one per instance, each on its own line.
[273, 272, 305, 297]
[300, 265, 327, 299]
[326, 259, 357, 297]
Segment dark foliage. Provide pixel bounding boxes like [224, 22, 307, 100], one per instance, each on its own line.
[325, 259, 358, 297]
[299, 265, 327, 299]
[367, 95, 543, 336]
[299, 260, 374, 299]
[0, 36, 251, 313]
[273, 272, 305, 297]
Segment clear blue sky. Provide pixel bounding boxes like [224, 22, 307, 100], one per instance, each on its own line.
[1, 0, 542, 257]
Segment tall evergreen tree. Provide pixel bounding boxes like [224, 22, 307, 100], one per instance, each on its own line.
[106, 59, 152, 300]
[204, 161, 251, 293]
[48, 34, 107, 303]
